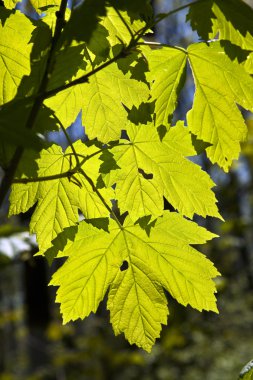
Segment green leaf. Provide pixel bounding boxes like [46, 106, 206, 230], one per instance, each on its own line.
[29, 0, 60, 13]
[50, 212, 219, 351]
[146, 46, 187, 126]
[214, 0, 253, 51]
[187, 41, 253, 171]
[62, 0, 107, 48]
[213, 0, 253, 74]
[82, 63, 149, 142]
[105, 123, 220, 220]
[187, 0, 253, 73]
[45, 84, 86, 128]
[162, 121, 196, 157]
[101, 6, 146, 47]
[186, 0, 217, 41]
[9, 142, 111, 254]
[0, 11, 35, 104]
[2, 0, 19, 9]
[108, 0, 153, 23]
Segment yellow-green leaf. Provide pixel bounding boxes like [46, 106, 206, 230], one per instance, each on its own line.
[82, 63, 149, 142]
[9, 142, 111, 254]
[0, 11, 35, 104]
[187, 41, 253, 171]
[105, 123, 220, 220]
[50, 212, 219, 351]
[146, 46, 187, 126]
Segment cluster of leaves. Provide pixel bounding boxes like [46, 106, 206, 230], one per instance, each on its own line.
[1, 0, 253, 351]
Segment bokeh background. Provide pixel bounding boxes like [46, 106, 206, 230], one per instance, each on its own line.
[1, 1, 253, 379]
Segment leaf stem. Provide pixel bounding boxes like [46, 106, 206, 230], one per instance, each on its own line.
[113, 7, 134, 39]
[43, 43, 132, 100]
[78, 168, 123, 229]
[61, 125, 123, 229]
[58, 119, 80, 166]
[138, 41, 187, 53]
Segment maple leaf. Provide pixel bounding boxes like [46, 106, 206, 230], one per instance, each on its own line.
[82, 63, 149, 142]
[187, 41, 253, 171]
[0, 11, 35, 105]
[146, 46, 187, 126]
[101, 6, 146, 47]
[50, 211, 219, 351]
[9, 142, 112, 254]
[105, 123, 220, 221]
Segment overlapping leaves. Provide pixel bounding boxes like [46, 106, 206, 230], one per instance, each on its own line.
[9, 142, 112, 254]
[105, 122, 220, 220]
[3, 0, 253, 353]
[187, 0, 253, 73]
[187, 42, 253, 171]
[147, 42, 253, 171]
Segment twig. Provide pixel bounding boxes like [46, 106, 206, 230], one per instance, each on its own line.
[60, 118, 123, 229]
[58, 119, 80, 166]
[78, 167, 123, 229]
[138, 40, 187, 53]
[133, 0, 208, 45]
[113, 7, 134, 39]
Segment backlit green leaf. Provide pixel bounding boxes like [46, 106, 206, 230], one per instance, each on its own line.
[105, 123, 220, 220]
[146, 46, 187, 126]
[187, 41, 253, 171]
[9, 142, 111, 254]
[0, 11, 35, 104]
[50, 212, 219, 351]
[82, 63, 149, 142]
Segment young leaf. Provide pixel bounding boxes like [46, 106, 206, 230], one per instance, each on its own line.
[50, 212, 219, 352]
[187, 41, 253, 171]
[187, 0, 253, 71]
[45, 85, 86, 129]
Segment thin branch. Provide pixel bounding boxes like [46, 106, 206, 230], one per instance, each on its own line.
[154, 0, 207, 27]
[0, 0, 68, 207]
[83, 44, 95, 69]
[78, 167, 123, 229]
[58, 119, 80, 166]
[13, 172, 72, 184]
[58, 118, 123, 228]
[113, 7, 134, 38]
[133, 0, 208, 44]
[43, 45, 131, 100]
[138, 41, 187, 53]
[12, 141, 127, 184]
